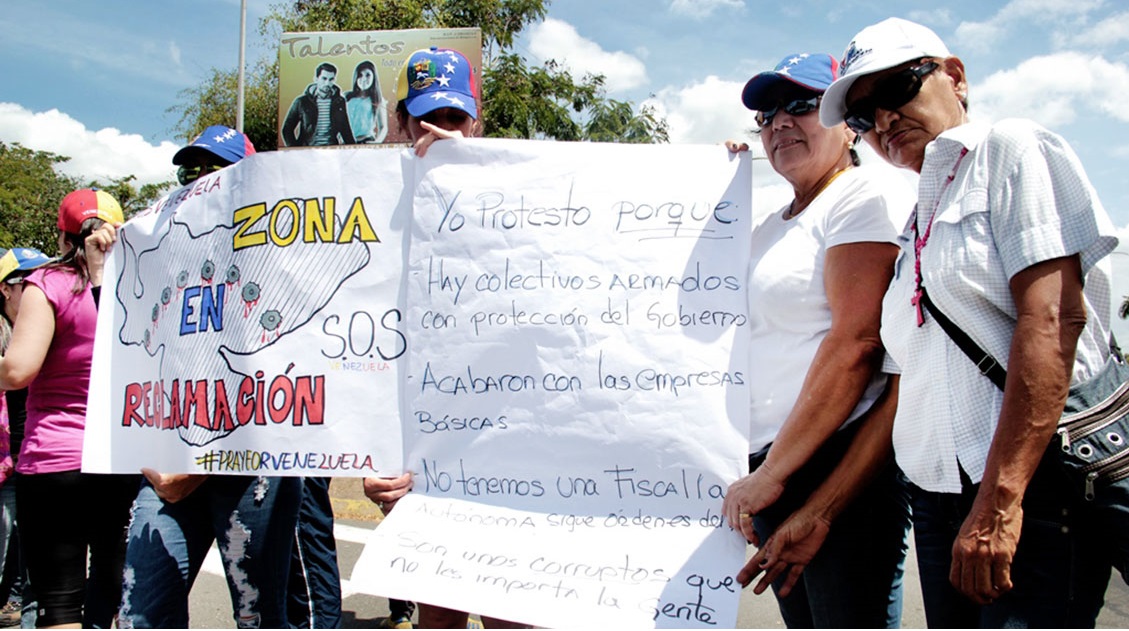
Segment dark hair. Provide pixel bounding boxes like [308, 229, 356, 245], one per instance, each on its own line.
[346, 60, 383, 108]
[50, 218, 105, 293]
[315, 62, 337, 78]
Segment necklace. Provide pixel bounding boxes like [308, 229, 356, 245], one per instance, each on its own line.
[911, 147, 969, 326]
[785, 167, 850, 220]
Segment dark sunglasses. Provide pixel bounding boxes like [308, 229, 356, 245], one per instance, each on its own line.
[177, 163, 224, 186]
[843, 60, 939, 134]
[755, 96, 821, 129]
[420, 109, 471, 127]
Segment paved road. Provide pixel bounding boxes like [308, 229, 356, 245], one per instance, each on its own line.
[185, 479, 1129, 628]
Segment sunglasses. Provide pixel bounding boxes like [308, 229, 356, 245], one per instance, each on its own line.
[177, 163, 224, 186]
[755, 96, 821, 129]
[419, 109, 471, 127]
[843, 60, 939, 134]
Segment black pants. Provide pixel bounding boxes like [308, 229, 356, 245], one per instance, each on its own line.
[16, 470, 139, 627]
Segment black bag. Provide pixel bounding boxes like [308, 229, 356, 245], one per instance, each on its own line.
[919, 289, 1129, 502]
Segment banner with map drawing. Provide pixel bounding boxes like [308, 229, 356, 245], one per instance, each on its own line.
[349, 140, 752, 628]
[83, 147, 412, 476]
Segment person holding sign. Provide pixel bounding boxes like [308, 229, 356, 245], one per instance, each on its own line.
[0, 190, 140, 628]
[365, 47, 527, 630]
[117, 128, 304, 629]
[815, 18, 1120, 627]
[722, 53, 913, 628]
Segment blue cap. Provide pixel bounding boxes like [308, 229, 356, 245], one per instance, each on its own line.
[396, 47, 479, 120]
[742, 53, 840, 111]
[172, 125, 256, 166]
[0, 247, 53, 283]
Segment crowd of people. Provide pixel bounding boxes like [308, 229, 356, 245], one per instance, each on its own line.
[1, 17, 1127, 629]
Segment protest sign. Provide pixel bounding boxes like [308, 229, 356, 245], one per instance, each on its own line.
[83, 147, 410, 475]
[350, 140, 751, 628]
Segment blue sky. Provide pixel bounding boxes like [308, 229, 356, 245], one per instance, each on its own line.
[2, 0, 1128, 229]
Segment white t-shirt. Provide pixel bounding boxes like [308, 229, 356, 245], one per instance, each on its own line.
[747, 163, 914, 451]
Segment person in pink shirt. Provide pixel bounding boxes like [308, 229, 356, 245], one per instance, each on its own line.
[0, 189, 140, 628]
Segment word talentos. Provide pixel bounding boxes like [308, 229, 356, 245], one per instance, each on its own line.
[281, 35, 405, 59]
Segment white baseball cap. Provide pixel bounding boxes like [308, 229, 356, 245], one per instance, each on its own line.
[819, 17, 951, 127]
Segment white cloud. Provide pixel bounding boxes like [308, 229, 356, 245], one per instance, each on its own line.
[972, 53, 1129, 127]
[0, 103, 179, 187]
[643, 75, 750, 145]
[954, 0, 1105, 52]
[1064, 10, 1129, 48]
[669, 0, 743, 20]
[526, 19, 648, 92]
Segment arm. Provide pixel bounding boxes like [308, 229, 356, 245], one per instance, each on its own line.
[86, 222, 120, 307]
[363, 472, 413, 513]
[739, 375, 899, 594]
[723, 241, 897, 541]
[374, 105, 389, 143]
[0, 285, 54, 390]
[141, 468, 207, 503]
[950, 255, 1086, 604]
[282, 98, 302, 147]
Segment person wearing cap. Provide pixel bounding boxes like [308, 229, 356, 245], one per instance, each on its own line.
[172, 124, 257, 187]
[117, 128, 304, 629]
[0, 247, 52, 628]
[391, 46, 481, 158]
[364, 47, 521, 631]
[719, 53, 914, 628]
[814, 17, 1120, 627]
[0, 189, 140, 628]
[282, 62, 357, 147]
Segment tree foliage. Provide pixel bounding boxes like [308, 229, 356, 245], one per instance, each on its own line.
[0, 142, 165, 253]
[0, 143, 76, 252]
[172, 0, 667, 149]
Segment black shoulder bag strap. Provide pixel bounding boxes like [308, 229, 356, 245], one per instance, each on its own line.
[917, 288, 1008, 391]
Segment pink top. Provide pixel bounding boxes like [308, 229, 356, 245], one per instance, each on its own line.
[18, 268, 95, 474]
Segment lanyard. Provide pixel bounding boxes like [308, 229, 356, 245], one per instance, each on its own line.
[911, 147, 969, 326]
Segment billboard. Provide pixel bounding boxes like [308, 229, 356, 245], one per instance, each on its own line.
[277, 27, 482, 147]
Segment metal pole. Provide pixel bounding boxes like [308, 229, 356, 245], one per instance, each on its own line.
[236, 0, 247, 132]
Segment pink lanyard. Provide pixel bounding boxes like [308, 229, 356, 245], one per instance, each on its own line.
[911, 147, 969, 326]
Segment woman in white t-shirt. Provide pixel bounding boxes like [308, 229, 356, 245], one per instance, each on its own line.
[722, 53, 914, 628]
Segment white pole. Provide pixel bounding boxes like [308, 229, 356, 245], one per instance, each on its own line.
[236, 0, 247, 132]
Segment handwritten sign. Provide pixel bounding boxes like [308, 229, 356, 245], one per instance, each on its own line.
[351, 140, 751, 627]
[83, 147, 410, 475]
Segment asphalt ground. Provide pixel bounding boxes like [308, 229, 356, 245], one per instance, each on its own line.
[184, 478, 1129, 628]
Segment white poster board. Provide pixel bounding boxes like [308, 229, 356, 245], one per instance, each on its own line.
[351, 140, 751, 628]
[84, 147, 410, 475]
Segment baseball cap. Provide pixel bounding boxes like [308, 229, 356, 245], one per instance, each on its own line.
[172, 125, 257, 166]
[742, 53, 839, 111]
[820, 17, 951, 127]
[57, 188, 124, 235]
[0, 247, 53, 284]
[396, 47, 479, 120]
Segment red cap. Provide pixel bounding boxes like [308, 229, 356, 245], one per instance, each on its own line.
[57, 189, 124, 234]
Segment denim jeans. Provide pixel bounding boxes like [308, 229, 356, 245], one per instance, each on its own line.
[908, 448, 1113, 628]
[118, 476, 301, 629]
[287, 477, 342, 629]
[750, 425, 912, 628]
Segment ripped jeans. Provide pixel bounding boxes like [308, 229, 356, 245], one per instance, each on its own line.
[118, 476, 301, 629]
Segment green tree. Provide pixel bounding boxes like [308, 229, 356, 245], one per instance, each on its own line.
[0, 142, 78, 252]
[172, 0, 667, 149]
[0, 143, 167, 253]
